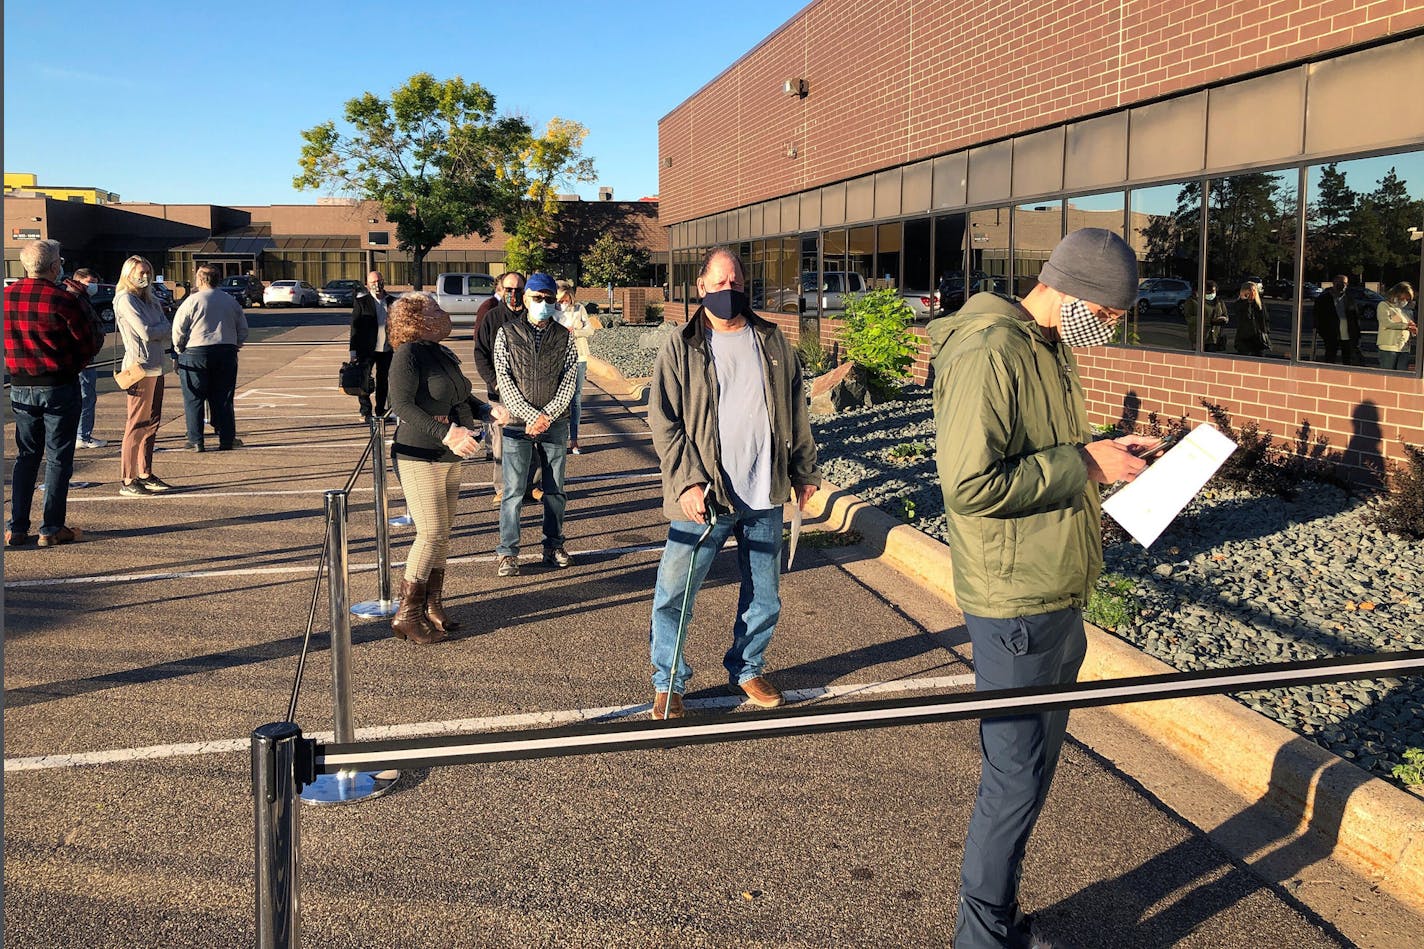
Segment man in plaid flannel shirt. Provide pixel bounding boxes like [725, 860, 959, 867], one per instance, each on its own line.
[4, 239, 103, 547]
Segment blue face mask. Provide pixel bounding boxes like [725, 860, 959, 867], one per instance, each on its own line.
[527, 301, 554, 323]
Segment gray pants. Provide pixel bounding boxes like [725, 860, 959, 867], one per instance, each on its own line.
[955, 607, 1087, 949]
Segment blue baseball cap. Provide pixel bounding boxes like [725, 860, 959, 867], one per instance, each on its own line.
[525, 272, 557, 295]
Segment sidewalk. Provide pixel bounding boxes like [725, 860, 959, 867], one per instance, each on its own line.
[2, 325, 1404, 946]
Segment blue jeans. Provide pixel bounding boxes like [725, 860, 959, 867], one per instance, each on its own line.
[496, 420, 569, 557]
[8, 382, 82, 537]
[176, 345, 239, 447]
[78, 366, 99, 440]
[648, 506, 783, 693]
[955, 607, 1087, 949]
[1378, 349, 1411, 371]
[569, 362, 587, 443]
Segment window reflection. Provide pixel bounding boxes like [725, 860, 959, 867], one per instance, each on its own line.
[934, 214, 968, 315]
[904, 218, 933, 321]
[1013, 200, 1063, 298]
[968, 207, 1010, 302]
[1129, 183, 1201, 351]
[1304, 151, 1424, 371]
[1206, 170, 1297, 359]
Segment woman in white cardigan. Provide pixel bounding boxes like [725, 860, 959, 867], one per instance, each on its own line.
[113, 255, 174, 496]
[1376, 281, 1417, 372]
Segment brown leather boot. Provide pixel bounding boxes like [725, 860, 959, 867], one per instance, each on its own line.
[391, 578, 438, 645]
[424, 568, 460, 634]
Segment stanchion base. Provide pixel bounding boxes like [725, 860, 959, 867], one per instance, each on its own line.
[301, 769, 398, 805]
[351, 598, 400, 618]
[388, 515, 414, 528]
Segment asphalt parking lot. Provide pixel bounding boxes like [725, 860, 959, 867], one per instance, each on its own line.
[0, 315, 1401, 946]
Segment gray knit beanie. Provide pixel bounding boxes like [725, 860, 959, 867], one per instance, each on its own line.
[1038, 228, 1139, 310]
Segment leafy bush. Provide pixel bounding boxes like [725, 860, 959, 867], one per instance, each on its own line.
[795, 335, 832, 375]
[644, 302, 664, 322]
[1394, 747, 1424, 788]
[1086, 573, 1139, 631]
[840, 288, 918, 391]
[1366, 443, 1424, 539]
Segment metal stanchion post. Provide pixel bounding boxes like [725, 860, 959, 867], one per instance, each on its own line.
[253, 722, 302, 949]
[353, 417, 399, 618]
[302, 490, 398, 804]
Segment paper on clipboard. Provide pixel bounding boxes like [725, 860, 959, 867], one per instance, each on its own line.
[1101, 424, 1237, 548]
[785, 503, 803, 571]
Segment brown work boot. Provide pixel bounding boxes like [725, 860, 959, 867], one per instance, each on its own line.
[5, 527, 34, 547]
[423, 568, 460, 634]
[38, 526, 83, 548]
[737, 675, 784, 709]
[651, 692, 686, 720]
[391, 578, 438, 645]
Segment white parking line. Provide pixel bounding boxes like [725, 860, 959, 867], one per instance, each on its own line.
[2, 674, 977, 773]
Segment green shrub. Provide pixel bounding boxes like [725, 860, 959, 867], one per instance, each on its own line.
[1394, 747, 1424, 788]
[1367, 443, 1424, 539]
[888, 441, 931, 462]
[795, 335, 832, 374]
[644, 302, 664, 322]
[1086, 573, 1138, 631]
[840, 288, 918, 391]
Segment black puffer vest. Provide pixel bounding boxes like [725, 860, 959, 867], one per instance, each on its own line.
[501, 318, 571, 418]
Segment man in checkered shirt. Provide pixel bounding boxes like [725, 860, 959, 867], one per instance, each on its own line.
[4, 239, 103, 547]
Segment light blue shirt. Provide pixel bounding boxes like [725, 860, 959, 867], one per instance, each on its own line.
[707, 325, 772, 511]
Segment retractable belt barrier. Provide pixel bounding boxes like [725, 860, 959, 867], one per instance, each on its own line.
[254, 648, 1424, 947]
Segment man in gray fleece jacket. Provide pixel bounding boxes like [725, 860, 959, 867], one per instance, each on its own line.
[646, 246, 820, 720]
[172, 264, 249, 451]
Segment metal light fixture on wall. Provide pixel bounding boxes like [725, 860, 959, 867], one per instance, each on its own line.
[368, 217, 378, 224]
[786, 144, 798, 158]
[782, 78, 808, 99]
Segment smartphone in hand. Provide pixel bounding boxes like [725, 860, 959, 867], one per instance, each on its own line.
[1135, 432, 1182, 460]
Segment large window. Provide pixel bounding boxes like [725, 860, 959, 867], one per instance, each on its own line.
[903, 218, 933, 315]
[968, 207, 1010, 296]
[876, 222, 902, 290]
[934, 213, 968, 314]
[1303, 150, 1424, 371]
[1013, 200, 1063, 298]
[1204, 170, 1298, 360]
[1128, 183, 1201, 351]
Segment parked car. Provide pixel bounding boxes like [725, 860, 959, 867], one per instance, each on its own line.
[89, 283, 118, 331]
[1265, 279, 1294, 299]
[1135, 277, 1193, 315]
[434, 272, 498, 325]
[318, 278, 363, 308]
[1301, 281, 1324, 300]
[902, 291, 936, 321]
[151, 280, 176, 316]
[1347, 286, 1386, 327]
[814, 271, 868, 311]
[934, 271, 1009, 314]
[263, 279, 319, 307]
[218, 274, 264, 307]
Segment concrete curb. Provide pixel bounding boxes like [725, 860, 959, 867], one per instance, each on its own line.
[802, 484, 1424, 913]
[585, 354, 1424, 911]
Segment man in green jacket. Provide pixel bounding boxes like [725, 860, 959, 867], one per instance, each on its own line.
[646, 247, 820, 719]
[929, 228, 1157, 949]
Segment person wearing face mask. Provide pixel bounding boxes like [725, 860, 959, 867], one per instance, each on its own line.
[927, 228, 1158, 949]
[349, 270, 396, 420]
[386, 293, 509, 643]
[1375, 281, 1417, 371]
[472, 270, 535, 503]
[114, 255, 175, 497]
[3, 240, 103, 547]
[64, 268, 111, 449]
[1185, 279, 1230, 352]
[645, 247, 821, 720]
[555, 279, 594, 453]
[490, 272, 578, 577]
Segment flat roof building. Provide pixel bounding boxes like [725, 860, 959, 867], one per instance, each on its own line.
[657, 1, 1424, 480]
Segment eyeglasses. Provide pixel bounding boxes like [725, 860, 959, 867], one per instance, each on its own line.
[501, 284, 523, 293]
[1086, 303, 1126, 324]
[527, 293, 555, 303]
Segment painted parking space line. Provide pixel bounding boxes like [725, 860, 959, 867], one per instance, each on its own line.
[3, 541, 669, 588]
[2, 674, 977, 773]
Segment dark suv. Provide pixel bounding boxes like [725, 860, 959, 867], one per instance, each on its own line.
[218, 274, 264, 307]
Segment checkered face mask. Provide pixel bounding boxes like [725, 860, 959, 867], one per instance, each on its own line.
[1058, 300, 1115, 348]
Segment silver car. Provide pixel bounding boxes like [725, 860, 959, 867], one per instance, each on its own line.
[1135, 278, 1193, 315]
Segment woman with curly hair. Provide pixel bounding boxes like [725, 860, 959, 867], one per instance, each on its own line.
[386, 293, 509, 644]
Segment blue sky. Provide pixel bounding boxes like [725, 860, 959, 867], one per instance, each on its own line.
[4, 0, 808, 206]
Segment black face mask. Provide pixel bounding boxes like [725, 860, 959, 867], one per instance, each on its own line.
[702, 289, 748, 320]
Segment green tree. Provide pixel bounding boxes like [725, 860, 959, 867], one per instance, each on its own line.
[293, 72, 529, 288]
[1306, 163, 1358, 277]
[840, 288, 918, 391]
[501, 118, 597, 275]
[581, 232, 650, 288]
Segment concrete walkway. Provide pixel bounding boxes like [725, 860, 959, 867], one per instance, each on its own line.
[2, 319, 1408, 946]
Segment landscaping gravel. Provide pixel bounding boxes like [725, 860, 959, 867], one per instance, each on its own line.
[809, 382, 1424, 795]
[586, 328, 1423, 794]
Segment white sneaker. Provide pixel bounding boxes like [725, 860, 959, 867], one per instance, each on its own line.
[76, 436, 109, 449]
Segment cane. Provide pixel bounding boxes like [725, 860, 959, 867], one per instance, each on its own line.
[662, 495, 722, 719]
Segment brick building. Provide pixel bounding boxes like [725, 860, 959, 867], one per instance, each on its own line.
[658, 1, 1424, 479]
[4, 192, 665, 290]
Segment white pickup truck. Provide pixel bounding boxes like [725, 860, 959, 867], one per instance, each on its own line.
[435, 272, 498, 325]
